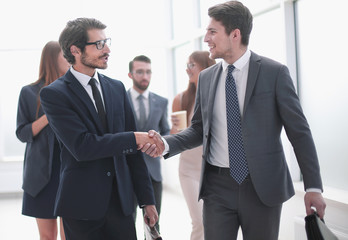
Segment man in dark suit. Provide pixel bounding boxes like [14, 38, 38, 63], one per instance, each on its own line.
[40, 18, 158, 240]
[127, 55, 170, 232]
[143, 1, 326, 239]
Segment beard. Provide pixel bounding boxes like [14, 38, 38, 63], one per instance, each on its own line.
[81, 52, 109, 69]
[133, 79, 149, 91]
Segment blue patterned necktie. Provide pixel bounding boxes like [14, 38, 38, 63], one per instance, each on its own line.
[137, 94, 147, 131]
[225, 65, 249, 184]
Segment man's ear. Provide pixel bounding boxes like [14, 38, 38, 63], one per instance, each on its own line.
[128, 72, 133, 79]
[70, 45, 80, 55]
[230, 29, 240, 40]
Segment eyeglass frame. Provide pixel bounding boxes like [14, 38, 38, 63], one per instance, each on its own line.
[187, 63, 195, 69]
[132, 70, 152, 76]
[85, 38, 111, 50]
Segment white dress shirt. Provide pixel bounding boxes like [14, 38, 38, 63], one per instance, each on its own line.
[70, 66, 105, 111]
[208, 50, 251, 167]
[129, 87, 150, 120]
[163, 50, 250, 157]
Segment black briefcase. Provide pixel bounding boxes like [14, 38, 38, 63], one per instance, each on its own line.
[305, 212, 338, 240]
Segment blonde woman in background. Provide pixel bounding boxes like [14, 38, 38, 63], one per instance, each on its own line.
[171, 51, 215, 240]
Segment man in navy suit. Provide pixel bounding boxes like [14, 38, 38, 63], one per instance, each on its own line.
[40, 18, 158, 240]
[144, 1, 326, 239]
[127, 55, 170, 232]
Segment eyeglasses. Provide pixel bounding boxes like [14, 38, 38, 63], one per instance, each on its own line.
[187, 63, 195, 69]
[85, 38, 111, 50]
[133, 70, 152, 76]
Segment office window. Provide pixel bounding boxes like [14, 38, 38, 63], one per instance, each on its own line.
[0, 50, 41, 161]
[199, 0, 225, 29]
[173, 42, 196, 94]
[295, 0, 348, 191]
[249, 7, 286, 64]
[171, 0, 200, 40]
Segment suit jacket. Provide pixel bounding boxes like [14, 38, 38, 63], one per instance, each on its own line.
[40, 70, 155, 220]
[164, 51, 323, 207]
[16, 80, 57, 197]
[127, 90, 170, 182]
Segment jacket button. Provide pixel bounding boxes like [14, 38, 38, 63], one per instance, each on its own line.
[106, 172, 111, 177]
[130, 149, 133, 153]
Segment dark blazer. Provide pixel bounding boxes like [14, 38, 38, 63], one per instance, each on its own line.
[127, 90, 170, 182]
[40, 70, 155, 220]
[164, 51, 323, 207]
[16, 80, 56, 197]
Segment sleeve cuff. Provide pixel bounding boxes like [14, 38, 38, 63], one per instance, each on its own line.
[161, 136, 169, 155]
[306, 188, 322, 193]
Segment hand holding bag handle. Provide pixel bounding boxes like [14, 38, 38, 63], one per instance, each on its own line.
[305, 211, 338, 240]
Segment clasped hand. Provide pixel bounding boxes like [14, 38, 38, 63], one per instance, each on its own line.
[134, 130, 165, 157]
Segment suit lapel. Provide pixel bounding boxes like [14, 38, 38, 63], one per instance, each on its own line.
[145, 93, 156, 130]
[127, 89, 140, 129]
[243, 51, 261, 116]
[65, 70, 105, 134]
[127, 90, 154, 131]
[207, 62, 223, 125]
[127, 90, 135, 113]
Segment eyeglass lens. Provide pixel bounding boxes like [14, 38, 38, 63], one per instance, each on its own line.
[135, 70, 152, 76]
[96, 38, 111, 49]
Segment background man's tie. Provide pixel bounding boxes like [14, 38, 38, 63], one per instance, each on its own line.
[225, 65, 249, 184]
[137, 94, 147, 131]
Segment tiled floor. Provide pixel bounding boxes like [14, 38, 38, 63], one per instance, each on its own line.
[0, 186, 192, 240]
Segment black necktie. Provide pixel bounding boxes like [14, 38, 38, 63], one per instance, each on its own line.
[89, 78, 107, 131]
[225, 65, 249, 184]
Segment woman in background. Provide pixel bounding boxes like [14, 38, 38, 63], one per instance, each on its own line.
[16, 41, 70, 240]
[171, 51, 216, 240]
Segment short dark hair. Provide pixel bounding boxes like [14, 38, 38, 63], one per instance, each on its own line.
[59, 18, 106, 64]
[208, 1, 253, 46]
[129, 55, 151, 73]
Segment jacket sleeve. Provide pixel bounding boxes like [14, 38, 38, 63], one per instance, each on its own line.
[40, 84, 137, 162]
[164, 79, 203, 158]
[276, 65, 323, 191]
[16, 86, 34, 143]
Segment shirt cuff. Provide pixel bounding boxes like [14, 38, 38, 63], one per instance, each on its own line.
[306, 188, 322, 193]
[161, 136, 169, 155]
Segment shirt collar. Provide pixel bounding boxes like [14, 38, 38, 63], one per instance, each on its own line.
[222, 49, 251, 72]
[70, 66, 100, 87]
[130, 87, 149, 99]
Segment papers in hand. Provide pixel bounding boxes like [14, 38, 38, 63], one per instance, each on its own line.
[144, 217, 162, 240]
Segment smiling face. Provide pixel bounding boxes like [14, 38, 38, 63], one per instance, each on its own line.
[204, 18, 244, 64]
[73, 28, 111, 76]
[204, 18, 233, 60]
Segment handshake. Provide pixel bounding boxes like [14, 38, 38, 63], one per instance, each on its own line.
[134, 130, 165, 158]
